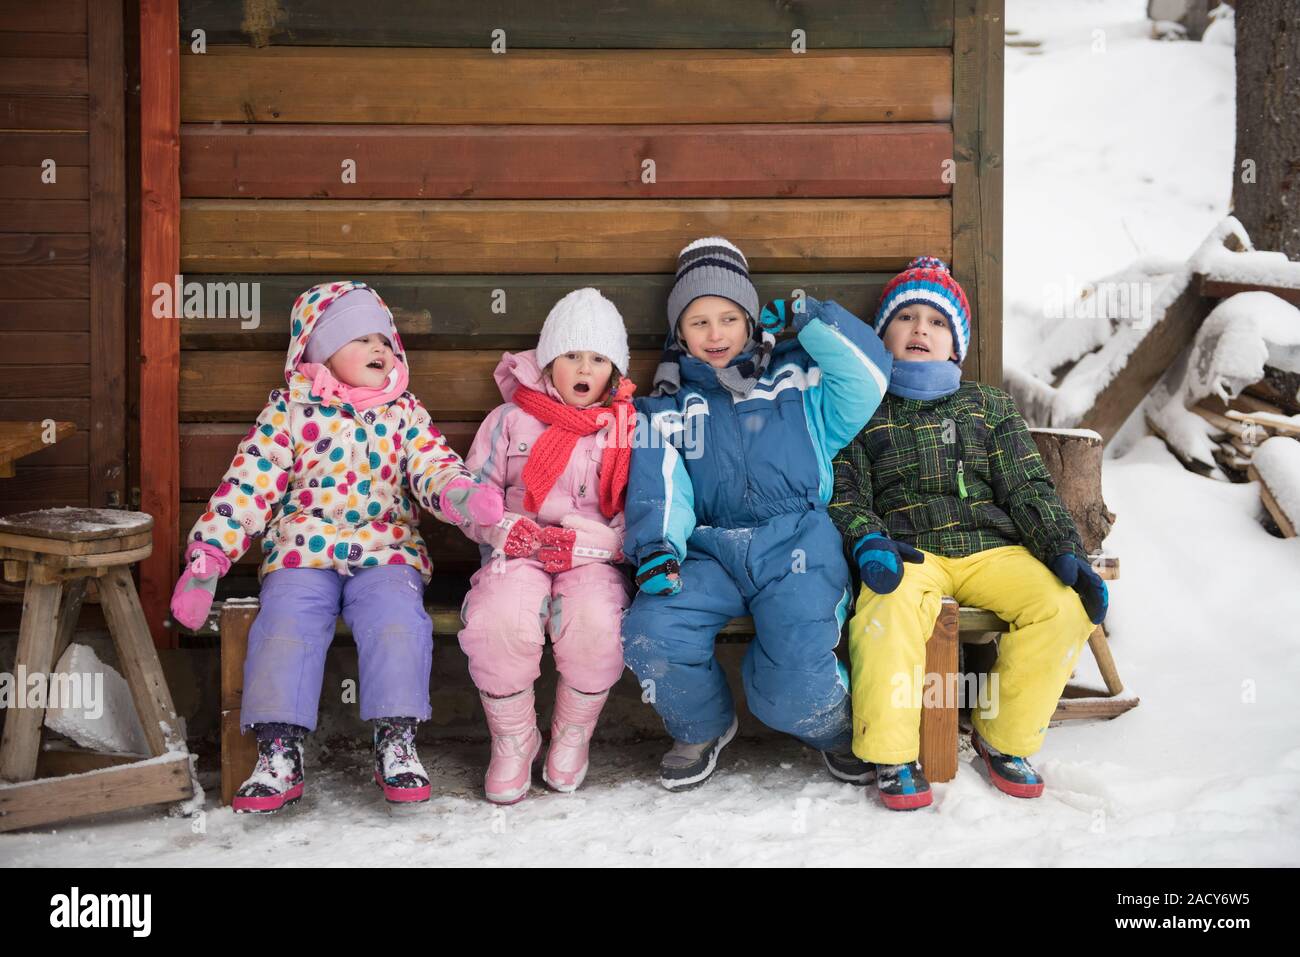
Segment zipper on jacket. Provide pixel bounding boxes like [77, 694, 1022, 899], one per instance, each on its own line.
[953, 416, 969, 499]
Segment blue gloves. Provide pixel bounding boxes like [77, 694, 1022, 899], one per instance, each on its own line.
[852, 533, 924, 595]
[759, 296, 824, 336]
[636, 551, 682, 596]
[1048, 553, 1108, 625]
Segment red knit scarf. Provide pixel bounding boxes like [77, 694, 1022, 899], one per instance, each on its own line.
[513, 378, 637, 519]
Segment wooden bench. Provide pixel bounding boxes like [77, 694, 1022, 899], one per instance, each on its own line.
[215, 553, 1128, 802]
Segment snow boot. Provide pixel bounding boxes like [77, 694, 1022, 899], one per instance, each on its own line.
[480, 688, 543, 805]
[973, 731, 1044, 798]
[372, 717, 431, 804]
[233, 731, 305, 814]
[659, 715, 738, 791]
[543, 679, 609, 793]
[822, 749, 876, 785]
[874, 761, 933, 811]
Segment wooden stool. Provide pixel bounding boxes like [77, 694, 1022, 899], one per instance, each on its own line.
[0, 508, 193, 831]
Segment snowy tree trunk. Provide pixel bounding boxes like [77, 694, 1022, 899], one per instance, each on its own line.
[1232, 0, 1300, 260]
[1030, 429, 1116, 554]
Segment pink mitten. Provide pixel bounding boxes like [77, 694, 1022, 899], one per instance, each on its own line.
[440, 477, 505, 526]
[482, 512, 543, 558]
[561, 514, 624, 566]
[169, 542, 231, 631]
[538, 526, 578, 574]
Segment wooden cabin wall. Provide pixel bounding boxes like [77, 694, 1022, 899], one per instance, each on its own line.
[0, 0, 127, 517]
[150, 0, 1002, 639]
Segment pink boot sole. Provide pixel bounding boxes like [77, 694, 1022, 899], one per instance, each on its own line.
[372, 770, 432, 803]
[232, 782, 303, 814]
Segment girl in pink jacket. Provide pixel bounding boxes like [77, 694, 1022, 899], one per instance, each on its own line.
[457, 288, 636, 804]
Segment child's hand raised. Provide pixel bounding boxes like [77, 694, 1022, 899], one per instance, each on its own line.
[760, 296, 825, 336]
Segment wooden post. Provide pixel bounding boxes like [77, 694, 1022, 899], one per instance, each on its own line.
[88, 0, 127, 508]
[220, 603, 259, 806]
[98, 565, 185, 756]
[952, 0, 1004, 388]
[1087, 625, 1124, 697]
[138, 0, 181, 648]
[51, 576, 89, 666]
[920, 597, 960, 784]
[0, 577, 64, 783]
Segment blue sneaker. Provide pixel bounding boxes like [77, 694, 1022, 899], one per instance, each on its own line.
[875, 762, 933, 810]
[972, 731, 1044, 798]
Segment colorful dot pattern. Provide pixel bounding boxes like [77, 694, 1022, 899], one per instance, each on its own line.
[185, 279, 473, 583]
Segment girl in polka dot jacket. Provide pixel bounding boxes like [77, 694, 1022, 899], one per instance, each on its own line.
[169, 280, 504, 814]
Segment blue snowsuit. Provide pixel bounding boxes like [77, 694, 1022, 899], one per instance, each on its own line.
[621, 300, 892, 749]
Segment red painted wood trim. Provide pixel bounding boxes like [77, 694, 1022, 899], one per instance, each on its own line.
[180, 123, 954, 199]
[138, 0, 180, 649]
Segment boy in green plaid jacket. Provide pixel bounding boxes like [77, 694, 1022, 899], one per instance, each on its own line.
[829, 258, 1108, 811]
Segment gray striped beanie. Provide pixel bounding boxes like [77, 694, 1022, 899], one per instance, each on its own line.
[666, 237, 760, 335]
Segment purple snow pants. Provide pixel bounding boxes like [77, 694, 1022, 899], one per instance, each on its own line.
[240, 565, 433, 732]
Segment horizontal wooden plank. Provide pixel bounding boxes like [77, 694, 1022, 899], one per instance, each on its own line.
[0, 300, 88, 330]
[0, 58, 87, 95]
[180, 48, 953, 124]
[0, 31, 87, 58]
[180, 421, 480, 500]
[180, 199, 951, 273]
[5, 364, 90, 398]
[0, 753, 191, 833]
[0, 1, 86, 34]
[0, 132, 88, 165]
[0, 94, 87, 130]
[0, 233, 89, 265]
[180, 123, 953, 199]
[0, 465, 88, 506]
[0, 398, 89, 429]
[0, 331, 88, 364]
[180, 0, 954, 48]
[179, 501, 482, 570]
[0, 164, 88, 199]
[180, 350, 665, 420]
[4, 428, 86, 466]
[0, 199, 89, 232]
[177, 273, 895, 351]
[0, 265, 89, 298]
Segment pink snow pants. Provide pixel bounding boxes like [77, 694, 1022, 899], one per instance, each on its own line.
[458, 558, 630, 697]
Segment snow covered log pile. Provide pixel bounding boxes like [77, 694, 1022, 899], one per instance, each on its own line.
[1008, 217, 1300, 538]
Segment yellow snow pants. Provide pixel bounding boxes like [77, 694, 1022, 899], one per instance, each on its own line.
[846, 545, 1094, 764]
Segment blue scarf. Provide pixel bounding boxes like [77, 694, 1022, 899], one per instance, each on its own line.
[888, 359, 962, 400]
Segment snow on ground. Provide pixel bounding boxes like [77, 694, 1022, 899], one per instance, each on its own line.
[2, 2, 1297, 867]
[3, 436, 1297, 867]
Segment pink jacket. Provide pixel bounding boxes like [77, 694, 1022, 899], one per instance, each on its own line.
[464, 350, 625, 564]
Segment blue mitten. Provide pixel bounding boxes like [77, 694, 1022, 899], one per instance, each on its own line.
[759, 296, 825, 335]
[636, 551, 682, 596]
[1048, 553, 1108, 625]
[852, 533, 924, 595]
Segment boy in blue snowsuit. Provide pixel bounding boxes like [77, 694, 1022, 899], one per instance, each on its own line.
[621, 238, 893, 790]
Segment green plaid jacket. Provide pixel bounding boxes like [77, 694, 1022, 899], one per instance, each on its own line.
[829, 382, 1086, 565]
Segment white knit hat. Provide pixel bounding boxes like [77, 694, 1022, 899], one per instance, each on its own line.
[536, 287, 630, 374]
